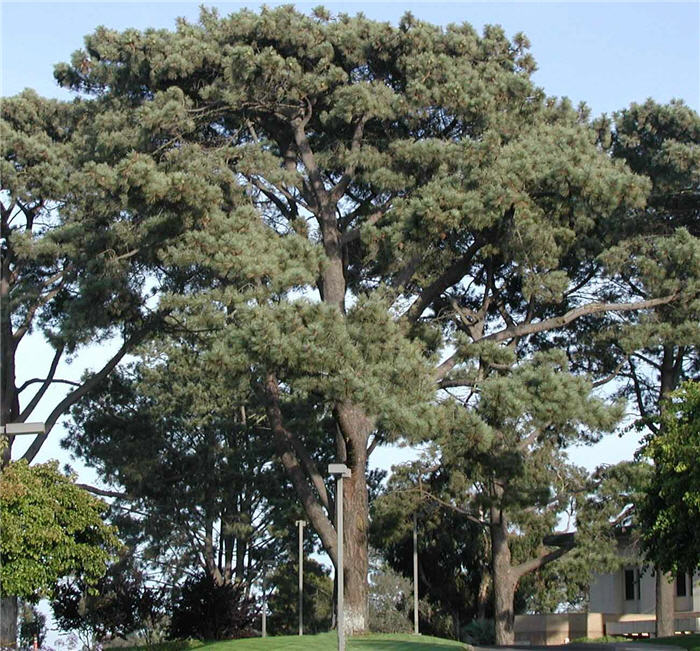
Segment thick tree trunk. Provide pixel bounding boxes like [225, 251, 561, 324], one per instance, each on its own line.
[655, 570, 675, 638]
[491, 507, 516, 646]
[0, 595, 18, 648]
[337, 403, 372, 636]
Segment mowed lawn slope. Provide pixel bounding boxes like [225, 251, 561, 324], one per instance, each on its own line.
[166, 633, 469, 651]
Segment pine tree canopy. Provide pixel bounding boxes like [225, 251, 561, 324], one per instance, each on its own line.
[2, 5, 697, 638]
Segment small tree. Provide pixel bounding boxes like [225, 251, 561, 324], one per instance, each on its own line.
[640, 380, 700, 575]
[0, 461, 118, 646]
[18, 602, 47, 651]
[0, 460, 118, 598]
[368, 555, 413, 634]
[266, 557, 333, 635]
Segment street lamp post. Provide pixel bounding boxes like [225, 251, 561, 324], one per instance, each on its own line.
[328, 463, 351, 651]
[413, 512, 419, 635]
[295, 519, 306, 636]
[261, 561, 272, 638]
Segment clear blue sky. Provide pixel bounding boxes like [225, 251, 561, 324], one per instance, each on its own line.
[1, 1, 698, 473]
[2, 1, 699, 116]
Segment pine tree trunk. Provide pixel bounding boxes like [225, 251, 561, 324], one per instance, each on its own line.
[0, 595, 18, 647]
[337, 403, 371, 636]
[491, 507, 516, 646]
[342, 459, 369, 635]
[655, 570, 675, 638]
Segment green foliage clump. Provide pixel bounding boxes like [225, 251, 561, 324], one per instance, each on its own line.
[368, 558, 413, 634]
[640, 381, 700, 574]
[266, 558, 333, 636]
[0, 460, 118, 599]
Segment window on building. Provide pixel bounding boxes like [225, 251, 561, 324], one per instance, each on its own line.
[677, 572, 687, 597]
[625, 568, 637, 600]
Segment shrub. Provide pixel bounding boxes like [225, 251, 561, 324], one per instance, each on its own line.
[169, 574, 257, 640]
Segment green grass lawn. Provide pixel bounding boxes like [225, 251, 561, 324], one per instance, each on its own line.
[573, 634, 700, 650]
[633, 634, 700, 650]
[139, 633, 469, 651]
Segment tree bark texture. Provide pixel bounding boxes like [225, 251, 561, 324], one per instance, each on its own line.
[0, 595, 18, 648]
[491, 507, 516, 646]
[337, 402, 372, 635]
[655, 569, 675, 637]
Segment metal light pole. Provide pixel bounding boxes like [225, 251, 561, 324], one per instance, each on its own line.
[295, 519, 306, 636]
[413, 512, 419, 635]
[261, 562, 270, 637]
[328, 463, 351, 651]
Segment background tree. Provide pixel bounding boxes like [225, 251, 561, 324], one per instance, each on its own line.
[17, 602, 47, 651]
[0, 81, 245, 642]
[372, 463, 490, 639]
[578, 99, 700, 636]
[66, 335, 324, 593]
[367, 554, 413, 635]
[266, 557, 333, 635]
[383, 353, 627, 645]
[0, 461, 119, 645]
[53, 8, 687, 634]
[639, 380, 700, 576]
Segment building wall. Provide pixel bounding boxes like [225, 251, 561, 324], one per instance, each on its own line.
[590, 567, 697, 615]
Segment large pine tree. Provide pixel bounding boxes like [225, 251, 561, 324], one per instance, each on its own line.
[48, 8, 690, 635]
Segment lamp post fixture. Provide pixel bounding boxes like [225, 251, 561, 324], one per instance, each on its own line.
[295, 519, 306, 636]
[328, 463, 351, 651]
[1, 422, 46, 462]
[1, 422, 46, 436]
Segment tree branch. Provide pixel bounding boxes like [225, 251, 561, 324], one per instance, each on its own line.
[435, 294, 680, 381]
[592, 359, 627, 388]
[263, 373, 338, 565]
[76, 483, 128, 499]
[18, 345, 65, 421]
[406, 240, 482, 323]
[330, 116, 368, 203]
[513, 544, 571, 581]
[22, 322, 158, 463]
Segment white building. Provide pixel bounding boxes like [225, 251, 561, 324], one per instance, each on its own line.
[515, 568, 699, 645]
[588, 567, 700, 636]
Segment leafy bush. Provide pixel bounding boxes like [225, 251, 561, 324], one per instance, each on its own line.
[461, 618, 495, 645]
[52, 551, 166, 649]
[368, 559, 412, 634]
[169, 574, 258, 640]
